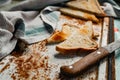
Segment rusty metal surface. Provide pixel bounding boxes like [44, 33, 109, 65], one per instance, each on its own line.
[98, 17, 109, 80]
[0, 15, 113, 80]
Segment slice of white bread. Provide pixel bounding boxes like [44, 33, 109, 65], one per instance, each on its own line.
[56, 33, 98, 54]
[47, 23, 79, 43]
[66, 0, 105, 16]
[47, 30, 68, 43]
[56, 21, 98, 54]
[59, 8, 99, 23]
[47, 21, 95, 43]
[78, 21, 94, 39]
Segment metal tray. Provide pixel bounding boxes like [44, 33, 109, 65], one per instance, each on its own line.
[0, 15, 115, 80]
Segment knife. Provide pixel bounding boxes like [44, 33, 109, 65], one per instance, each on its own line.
[60, 39, 120, 76]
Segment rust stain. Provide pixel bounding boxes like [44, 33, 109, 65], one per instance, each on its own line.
[0, 63, 10, 73]
[10, 40, 53, 80]
[0, 62, 4, 65]
[11, 53, 50, 79]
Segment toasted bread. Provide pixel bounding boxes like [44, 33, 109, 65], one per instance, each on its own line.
[66, 0, 105, 16]
[59, 8, 99, 23]
[47, 30, 68, 43]
[78, 21, 94, 39]
[56, 21, 98, 54]
[56, 33, 98, 54]
[47, 23, 79, 44]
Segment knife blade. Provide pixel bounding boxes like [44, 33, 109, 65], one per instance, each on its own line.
[60, 39, 120, 76]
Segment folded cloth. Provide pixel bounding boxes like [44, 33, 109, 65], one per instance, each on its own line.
[10, 0, 69, 11]
[99, 0, 120, 18]
[9, 0, 120, 18]
[0, 6, 60, 59]
[0, 0, 12, 7]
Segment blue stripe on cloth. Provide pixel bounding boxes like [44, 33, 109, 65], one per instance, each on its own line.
[47, 11, 59, 22]
[25, 26, 47, 36]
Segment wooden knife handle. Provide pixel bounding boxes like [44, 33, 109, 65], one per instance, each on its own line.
[60, 47, 109, 76]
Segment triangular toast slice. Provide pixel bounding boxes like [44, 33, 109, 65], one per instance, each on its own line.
[66, 0, 105, 16]
[60, 7, 99, 23]
[56, 33, 98, 54]
[56, 21, 98, 54]
[47, 23, 80, 44]
[47, 21, 94, 44]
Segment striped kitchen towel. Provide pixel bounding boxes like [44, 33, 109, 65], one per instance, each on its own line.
[99, 0, 120, 18]
[0, 6, 60, 59]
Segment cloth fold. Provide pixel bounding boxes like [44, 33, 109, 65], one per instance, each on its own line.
[99, 0, 120, 18]
[9, 0, 120, 18]
[0, 0, 11, 7]
[10, 0, 68, 11]
[0, 6, 60, 59]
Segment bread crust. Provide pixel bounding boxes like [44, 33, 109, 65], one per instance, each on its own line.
[56, 43, 98, 54]
[60, 8, 99, 23]
[55, 21, 98, 54]
[66, 0, 105, 16]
